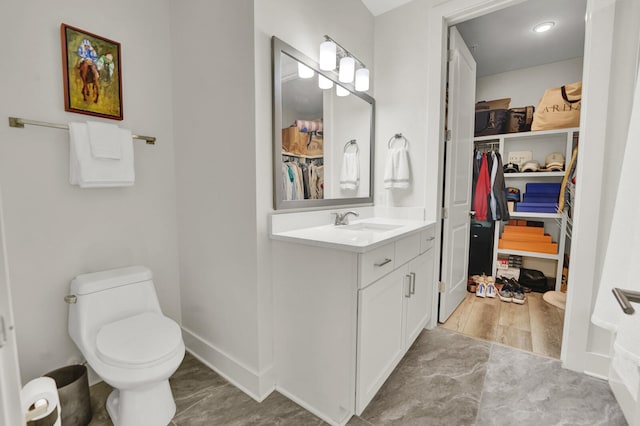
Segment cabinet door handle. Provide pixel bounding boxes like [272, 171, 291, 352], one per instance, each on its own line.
[374, 258, 392, 267]
[410, 272, 416, 295]
[426, 236, 435, 241]
[405, 275, 412, 298]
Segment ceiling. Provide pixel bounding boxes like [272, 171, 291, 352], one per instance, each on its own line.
[361, 0, 587, 78]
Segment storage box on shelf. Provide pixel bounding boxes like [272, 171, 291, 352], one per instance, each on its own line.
[475, 127, 578, 292]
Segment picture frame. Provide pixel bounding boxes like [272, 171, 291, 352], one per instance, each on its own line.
[60, 23, 123, 120]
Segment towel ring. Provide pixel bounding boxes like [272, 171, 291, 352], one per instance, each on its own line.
[388, 133, 408, 149]
[344, 139, 359, 154]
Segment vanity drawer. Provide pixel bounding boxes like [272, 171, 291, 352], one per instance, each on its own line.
[395, 233, 421, 266]
[420, 227, 436, 253]
[359, 243, 395, 287]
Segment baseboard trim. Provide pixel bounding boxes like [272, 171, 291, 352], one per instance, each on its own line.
[275, 386, 352, 426]
[182, 326, 275, 402]
[583, 351, 611, 380]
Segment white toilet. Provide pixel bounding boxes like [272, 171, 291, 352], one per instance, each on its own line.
[67, 265, 185, 426]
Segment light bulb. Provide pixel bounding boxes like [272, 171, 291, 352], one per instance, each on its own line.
[338, 57, 355, 83]
[355, 68, 370, 92]
[533, 21, 555, 33]
[319, 41, 337, 71]
[297, 62, 314, 79]
[336, 85, 350, 97]
[318, 74, 333, 89]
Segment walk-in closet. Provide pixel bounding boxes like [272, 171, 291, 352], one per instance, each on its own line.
[439, 0, 587, 359]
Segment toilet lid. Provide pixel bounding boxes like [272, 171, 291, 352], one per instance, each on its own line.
[96, 312, 183, 368]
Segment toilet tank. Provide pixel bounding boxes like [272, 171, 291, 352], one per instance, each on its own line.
[68, 266, 164, 348]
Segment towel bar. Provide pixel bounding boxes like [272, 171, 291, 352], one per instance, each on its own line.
[388, 133, 408, 149]
[8, 116, 156, 145]
[612, 287, 640, 315]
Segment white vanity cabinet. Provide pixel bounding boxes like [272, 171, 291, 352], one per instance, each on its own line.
[272, 224, 436, 426]
[356, 246, 434, 413]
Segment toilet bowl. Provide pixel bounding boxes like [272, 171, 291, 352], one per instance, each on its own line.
[67, 266, 185, 426]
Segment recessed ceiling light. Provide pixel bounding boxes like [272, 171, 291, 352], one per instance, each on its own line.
[533, 21, 555, 33]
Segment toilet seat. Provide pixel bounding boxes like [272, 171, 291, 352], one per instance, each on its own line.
[96, 312, 183, 368]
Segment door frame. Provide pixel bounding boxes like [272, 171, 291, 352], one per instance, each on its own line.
[427, 0, 617, 374]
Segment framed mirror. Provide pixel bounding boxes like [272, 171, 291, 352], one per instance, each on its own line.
[272, 36, 375, 210]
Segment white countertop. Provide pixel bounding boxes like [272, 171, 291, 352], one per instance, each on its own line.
[270, 217, 435, 253]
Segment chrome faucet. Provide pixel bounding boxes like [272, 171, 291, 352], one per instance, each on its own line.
[333, 211, 359, 226]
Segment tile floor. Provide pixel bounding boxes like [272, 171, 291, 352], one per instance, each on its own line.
[88, 328, 626, 425]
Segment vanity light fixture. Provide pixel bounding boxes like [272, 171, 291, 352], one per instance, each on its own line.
[355, 68, 370, 92]
[533, 21, 555, 33]
[319, 35, 370, 92]
[318, 74, 333, 89]
[339, 57, 355, 83]
[297, 62, 314, 79]
[336, 85, 350, 97]
[319, 40, 337, 70]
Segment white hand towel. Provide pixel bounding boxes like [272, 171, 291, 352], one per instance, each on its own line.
[340, 151, 360, 190]
[69, 122, 135, 188]
[384, 147, 410, 189]
[87, 121, 122, 159]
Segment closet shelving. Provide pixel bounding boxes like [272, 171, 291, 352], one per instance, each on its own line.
[475, 127, 579, 291]
[282, 150, 323, 160]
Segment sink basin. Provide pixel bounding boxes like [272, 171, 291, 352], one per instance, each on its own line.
[338, 222, 403, 232]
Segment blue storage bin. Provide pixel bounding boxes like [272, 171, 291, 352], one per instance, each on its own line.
[525, 183, 561, 194]
[515, 202, 558, 213]
[523, 193, 559, 203]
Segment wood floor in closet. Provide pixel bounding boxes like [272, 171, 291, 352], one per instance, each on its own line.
[440, 291, 564, 359]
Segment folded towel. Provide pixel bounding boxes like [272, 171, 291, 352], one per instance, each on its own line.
[294, 119, 323, 132]
[69, 122, 135, 188]
[384, 147, 410, 189]
[87, 121, 122, 159]
[340, 151, 359, 190]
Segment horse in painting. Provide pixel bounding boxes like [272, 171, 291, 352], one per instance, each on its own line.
[78, 59, 100, 103]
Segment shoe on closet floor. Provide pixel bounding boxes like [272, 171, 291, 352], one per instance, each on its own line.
[512, 286, 526, 304]
[476, 281, 486, 298]
[498, 284, 513, 303]
[486, 280, 497, 298]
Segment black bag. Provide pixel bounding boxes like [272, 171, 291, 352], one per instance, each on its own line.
[474, 109, 509, 136]
[519, 267, 549, 293]
[507, 106, 535, 133]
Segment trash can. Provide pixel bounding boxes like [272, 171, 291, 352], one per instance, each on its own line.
[44, 365, 92, 426]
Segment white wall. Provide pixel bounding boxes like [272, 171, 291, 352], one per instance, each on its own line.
[254, 0, 374, 395]
[476, 57, 584, 107]
[171, 0, 265, 397]
[374, 0, 432, 212]
[0, 0, 181, 382]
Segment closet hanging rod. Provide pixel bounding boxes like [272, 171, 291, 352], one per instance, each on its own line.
[8, 116, 156, 145]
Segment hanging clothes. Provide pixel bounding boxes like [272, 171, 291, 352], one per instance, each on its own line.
[489, 151, 498, 219]
[474, 152, 491, 221]
[492, 152, 510, 221]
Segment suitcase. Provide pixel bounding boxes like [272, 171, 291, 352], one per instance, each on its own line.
[468, 221, 495, 275]
[475, 109, 509, 136]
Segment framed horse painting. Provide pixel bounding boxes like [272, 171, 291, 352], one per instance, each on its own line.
[60, 24, 123, 120]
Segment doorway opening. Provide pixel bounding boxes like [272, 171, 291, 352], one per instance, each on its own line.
[437, 0, 587, 359]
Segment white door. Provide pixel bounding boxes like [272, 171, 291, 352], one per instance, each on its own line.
[0, 188, 23, 426]
[439, 27, 476, 323]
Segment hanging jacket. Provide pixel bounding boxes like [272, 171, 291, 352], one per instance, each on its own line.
[492, 152, 510, 221]
[474, 152, 491, 221]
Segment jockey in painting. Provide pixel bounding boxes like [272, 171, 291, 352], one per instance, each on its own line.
[77, 39, 98, 63]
